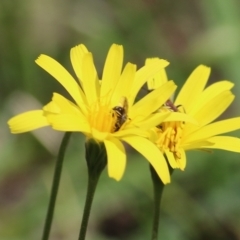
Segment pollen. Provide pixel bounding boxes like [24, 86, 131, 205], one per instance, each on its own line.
[88, 101, 116, 133]
[156, 104, 185, 160]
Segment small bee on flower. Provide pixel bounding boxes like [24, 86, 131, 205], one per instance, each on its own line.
[112, 96, 129, 132]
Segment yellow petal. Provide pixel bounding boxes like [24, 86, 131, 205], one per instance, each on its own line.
[8, 110, 49, 133]
[82, 53, 100, 106]
[181, 140, 214, 150]
[192, 81, 234, 113]
[44, 93, 86, 118]
[178, 148, 186, 170]
[43, 100, 61, 114]
[165, 150, 178, 169]
[134, 112, 170, 130]
[47, 114, 90, 133]
[91, 128, 110, 141]
[43, 94, 88, 132]
[175, 65, 210, 112]
[35, 55, 87, 109]
[111, 63, 136, 107]
[184, 117, 240, 142]
[101, 44, 123, 99]
[113, 128, 148, 138]
[205, 136, 240, 152]
[104, 138, 126, 181]
[146, 58, 168, 89]
[203, 80, 234, 93]
[164, 112, 198, 124]
[70, 44, 89, 84]
[190, 90, 234, 127]
[129, 59, 169, 106]
[165, 149, 186, 170]
[122, 136, 170, 184]
[148, 128, 159, 143]
[130, 81, 176, 119]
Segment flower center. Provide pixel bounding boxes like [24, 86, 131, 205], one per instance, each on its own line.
[156, 100, 185, 159]
[88, 102, 115, 133]
[88, 97, 129, 134]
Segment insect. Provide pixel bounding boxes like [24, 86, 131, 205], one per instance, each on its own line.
[157, 99, 185, 130]
[112, 97, 129, 131]
[164, 99, 180, 112]
[147, 87, 182, 113]
[164, 99, 185, 113]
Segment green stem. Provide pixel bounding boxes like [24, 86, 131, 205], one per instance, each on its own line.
[150, 164, 173, 240]
[42, 132, 72, 240]
[78, 171, 101, 240]
[78, 139, 107, 240]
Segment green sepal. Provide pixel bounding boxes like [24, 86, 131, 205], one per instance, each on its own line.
[85, 138, 107, 179]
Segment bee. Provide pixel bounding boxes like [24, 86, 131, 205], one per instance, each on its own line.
[112, 97, 128, 131]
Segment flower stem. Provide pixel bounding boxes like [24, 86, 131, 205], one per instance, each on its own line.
[78, 139, 107, 240]
[78, 171, 101, 240]
[41, 132, 72, 240]
[150, 164, 173, 240]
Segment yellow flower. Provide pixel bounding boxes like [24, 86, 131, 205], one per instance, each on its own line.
[147, 60, 240, 171]
[8, 44, 181, 183]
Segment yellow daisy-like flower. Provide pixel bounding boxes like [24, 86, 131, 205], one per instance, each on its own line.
[147, 60, 240, 171]
[8, 44, 185, 183]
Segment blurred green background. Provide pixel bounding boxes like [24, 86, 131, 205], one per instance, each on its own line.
[1, 0, 240, 239]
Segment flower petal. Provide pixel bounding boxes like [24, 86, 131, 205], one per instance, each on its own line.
[178, 148, 186, 170]
[104, 138, 126, 181]
[165, 149, 186, 170]
[82, 53, 100, 106]
[184, 117, 240, 142]
[190, 90, 234, 126]
[47, 113, 90, 133]
[183, 91, 235, 137]
[130, 80, 176, 119]
[111, 63, 136, 107]
[44, 93, 86, 118]
[129, 59, 169, 107]
[134, 112, 170, 130]
[181, 140, 214, 150]
[91, 128, 110, 141]
[205, 136, 240, 152]
[146, 58, 168, 89]
[70, 44, 89, 84]
[43, 94, 89, 133]
[193, 81, 234, 112]
[113, 128, 149, 138]
[35, 55, 87, 109]
[122, 136, 170, 184]
[101, 44, 123, 99]
[204, 80, 234, 93]
[164, 112, 198, 124]
[175, 65, 210, 112]
[8, 110, 49, 133]
[165, 150, 178, 169]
